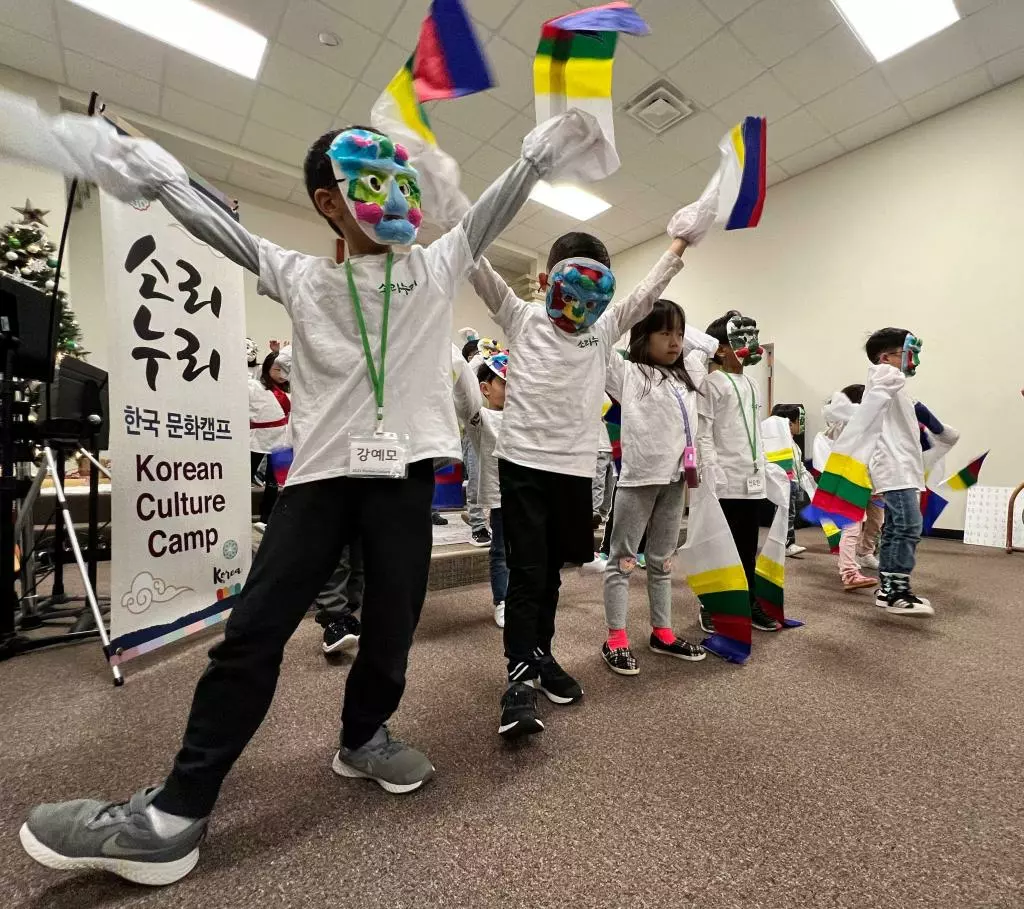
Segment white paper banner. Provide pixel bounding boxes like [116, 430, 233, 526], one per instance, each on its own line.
[101, 193, 251, 663]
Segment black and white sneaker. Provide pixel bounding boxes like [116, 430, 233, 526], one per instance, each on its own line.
[875, 589, 934, 617]
[322, 614, 361, 654]
[431, 511, 448, 526]
[649, 634, 706, 661]
[532, 655, 583, 704]
[498, 682, 544, 739]
[699, 608, 716, 634]
[602, 642, 639, 676]
[751, 603, 782, 632]
[471, 528, 491, 548]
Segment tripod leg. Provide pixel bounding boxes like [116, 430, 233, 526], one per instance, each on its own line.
[42, 447, 123, 686]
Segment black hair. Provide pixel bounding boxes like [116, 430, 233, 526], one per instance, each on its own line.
[303, 124, 383, 238]
[260, 351, 288, 393]
[706, 310, 742, 364]
[772, 403, 802, 423]
[462, 339, 479, 362]
[627, 299, 699, 397]
[476, 362, 501, 384]
[841, 383, 865, 404]
[546, 232, 611, 272]
[865, 327, 910, 364]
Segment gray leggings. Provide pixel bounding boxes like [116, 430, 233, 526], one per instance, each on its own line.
[603, 482, 686, 631]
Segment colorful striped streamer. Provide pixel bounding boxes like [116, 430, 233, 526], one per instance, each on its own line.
[942, 451, 988, 491]
[757, 458, 803, 628]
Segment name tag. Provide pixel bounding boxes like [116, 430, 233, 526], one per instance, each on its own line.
[746, 473, 764, 495]
[348, 432, 408, 478]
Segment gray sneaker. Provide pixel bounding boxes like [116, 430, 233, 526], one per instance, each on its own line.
[19, 787, 206, 886]
[332, 726, 434, 794]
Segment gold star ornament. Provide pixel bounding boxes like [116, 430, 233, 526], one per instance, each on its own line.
[12, 199, 50, 226]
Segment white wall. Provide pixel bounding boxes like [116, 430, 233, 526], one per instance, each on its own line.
[610, 77, 1024, 531]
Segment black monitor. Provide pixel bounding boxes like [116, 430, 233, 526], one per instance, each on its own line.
[51, 358, 110, 450]
[0, 273, 59, 383]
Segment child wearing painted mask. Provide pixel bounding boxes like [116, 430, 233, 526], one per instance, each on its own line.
[470, 198, 709, 739]
[248, 349, 291, 525]
[697, 310, 781, 634]
[6, 92, 610, 884]
[600, 299, 719, 675]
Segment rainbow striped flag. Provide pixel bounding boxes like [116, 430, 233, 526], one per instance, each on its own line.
[756, 455, 803, 628]
[942, 451, 988, 491]
[921, 487, 949, 535]
[375, 55, 437, 147]
[533, 3, 649, 154]
[717, 116, 767, 230]
[412, 0, 494, 102]
[821, 518, 842, 553]
[676, 484, 751, 664]
[763, 414, 796, 479]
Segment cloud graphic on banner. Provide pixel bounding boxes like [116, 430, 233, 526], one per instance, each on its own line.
[121, 572, 193, 615]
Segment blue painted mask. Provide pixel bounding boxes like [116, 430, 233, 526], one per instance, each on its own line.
[545, 258, 616, 334]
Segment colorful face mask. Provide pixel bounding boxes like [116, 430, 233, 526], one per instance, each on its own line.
[726, 314, 763, 366]
[245, 337, 258, 366]
[797, 405, 806, 435]
[327, 129, 423, 247]
[478, 337, 502, 360]
[485, 350, 509, 380]
[545, 258, 616, 334]
[901, 334, 922, 376]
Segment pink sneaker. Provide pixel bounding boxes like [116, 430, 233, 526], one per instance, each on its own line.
[843, 573, 877, 592]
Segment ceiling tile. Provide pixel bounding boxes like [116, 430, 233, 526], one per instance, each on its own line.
[604, 236, 631, 256]
[500, 0, 585, 53]
[358, 39, 412, 91]
[523, 206, 588, 237]
[658, 111, 731, 167]
[499, 222, 547, 252]
[228, 163, 296, 200]
[63, 51, 161, 115]
[431, 93, 516, 141]
[807, 69, 899, 133]
[0, 23, 64, 83]
[0, 0, 57, 41]
[261, 43, 353, 111]
[250, 86, 334, 138]
[667, 29, 765, 107]
[208, 0, 289, 37]
[771, 25, 873, 104]
[957, 0, 995, 12]
[432, 119, 484, 159]
[387, 1, 423, 50]
[651, 164, 714, 203]
[903, 66, 994, 121]
[240, 119, 311, 166]
[766, 107, 829, 160]
[778, 135, 843, 175]
[277, 0, 382, 78]
[612, 112, 658, 157]
[489, 113, 535, 156]
[765, 162, 787, 185]
[966, 0, 1024, 62]
[467, 0, 519, 31]
[334, 81, 380, 124]
[460, 172, 490, 201]
[617, 222, 661, 248]
[615, 183, 671, 216]
[485, 35, 535, 111]
[835, 104, 911, 151]
[880, 21, 984, 101]
[190, 160, 233, 182]
[730, 0, 840, 68]
[321, 0, 405, 32]
[620, 136, 690, 183]
[711, 71, 799, 126]
[161, 89, 247, 144]
[56, 2, 165, 81]
[164, 50, 258, 113]
[612, 44, 660, 104]
[629, 0, 722, 70]
[988, 47, 1024, 85]
[587, 207, 647, 236]
[701, 0, 759, 24]
[597, 171, 656, 207]
[461, 143, 518, 181]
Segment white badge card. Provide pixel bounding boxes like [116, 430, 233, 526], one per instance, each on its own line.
[348, 432, 408, 478]
[746, 473, 765, 495]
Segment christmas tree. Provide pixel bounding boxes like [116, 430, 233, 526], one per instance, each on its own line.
[1, 199, 86, 358]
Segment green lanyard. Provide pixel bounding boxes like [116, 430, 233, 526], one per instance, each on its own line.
[723, 372, 759, 470]
[345, 252, 392, 433]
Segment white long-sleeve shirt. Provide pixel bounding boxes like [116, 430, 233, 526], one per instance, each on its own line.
[697, 368, 767, 500]
[469, 251, 685, 478]
[869, 381, 925, 493]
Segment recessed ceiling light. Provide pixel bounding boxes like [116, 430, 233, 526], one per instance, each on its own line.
[318, 31, 341, 47]
[831, 0, 960, 62]
[529, 181, 610, 221]
[67, 0, 268, 79]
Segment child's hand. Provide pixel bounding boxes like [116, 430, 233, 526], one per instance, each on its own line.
[667, 180, 720, 246]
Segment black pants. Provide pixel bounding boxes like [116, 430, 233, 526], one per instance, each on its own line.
[250, 452, 278, 524]
[153, 461, 435, 819]
[720, 498, 768, 605]
[499, 459, 592, 679]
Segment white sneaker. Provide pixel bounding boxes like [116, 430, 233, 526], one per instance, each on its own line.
[786, 544, 806, 557]
[579, 554, 608, 575]
[859, 553, 879, 570]
[493, 602, 505, 628]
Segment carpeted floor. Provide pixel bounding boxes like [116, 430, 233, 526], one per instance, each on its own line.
[2, 532, 1022, 908]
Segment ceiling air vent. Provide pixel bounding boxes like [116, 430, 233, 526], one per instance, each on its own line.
[624, 80, 695, 135]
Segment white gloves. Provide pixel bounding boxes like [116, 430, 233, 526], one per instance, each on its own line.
[522, 109, 619, 183]
[0, 90, 186, 202]
[666, 167, 721, 246]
